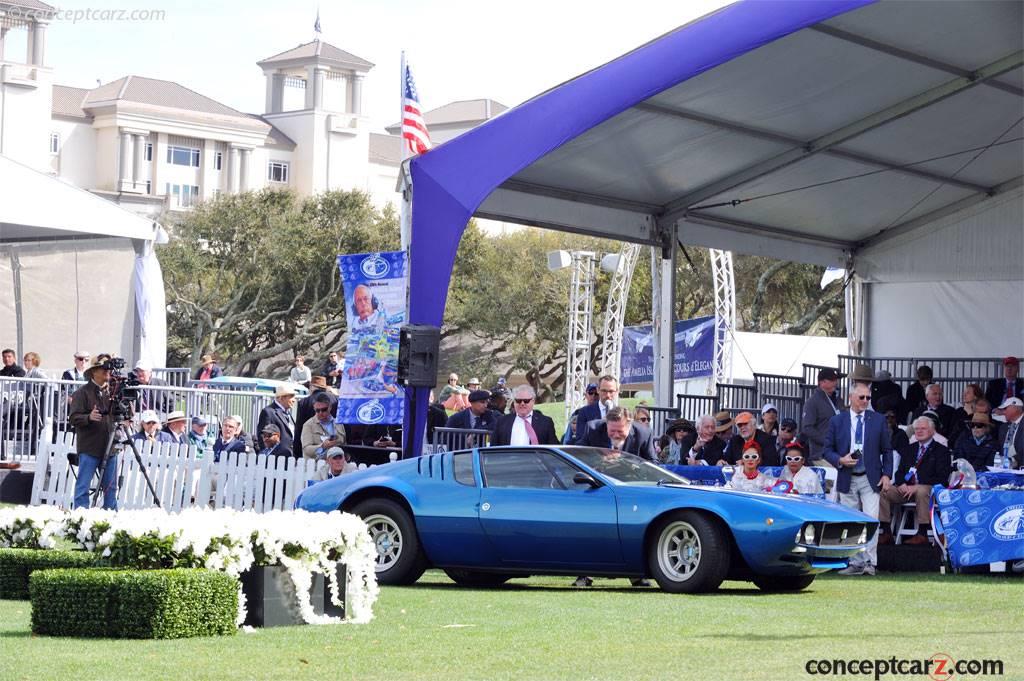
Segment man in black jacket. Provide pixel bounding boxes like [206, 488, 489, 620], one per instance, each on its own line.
[727, 411, 779, 466]
[257, 384, 297, 453]
[911, 383, 956, 439]
[878, 416, 951, 545]
[985, 356, 1024, 408]
[491, 385, 559, 446]
[578, 406, 655, 461]
[68, 362, 117, 509]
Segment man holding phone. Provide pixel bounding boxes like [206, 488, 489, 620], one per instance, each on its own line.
[824, 382, 893, 575]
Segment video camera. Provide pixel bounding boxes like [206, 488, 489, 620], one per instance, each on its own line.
[100, 357, 141, 421]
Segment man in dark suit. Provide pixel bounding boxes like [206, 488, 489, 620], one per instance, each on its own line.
[574, 375, 618, 444]
[871, 370, 906, 423]
[904, 365, 933, 417]
[801, 368, 843, 465]
[824, 382, 893, 576]
[491, 385, 559, 446]
[579, 406, 655, 461]
[879, 416, 951, 545]
[996, 397, 1023, 468]
[911, 383, 957, 439]
[726, 411, 779, 466]
[446, 390, 501, 431]
[257, 384, 297, 454]
[986, 356, 1024, 408]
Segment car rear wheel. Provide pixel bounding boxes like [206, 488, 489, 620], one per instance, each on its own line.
[648, 511, 729, 594]
[443, 569, 514, 588]
[351, 498, 428, 586]
[751, 574, 815, 592]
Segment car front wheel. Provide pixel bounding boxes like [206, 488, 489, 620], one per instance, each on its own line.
[351, 498, 428, 586]
[648, 511, 729, 594]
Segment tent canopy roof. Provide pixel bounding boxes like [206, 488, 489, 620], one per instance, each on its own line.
[0, 154, 158, 242]
[417, 0, 1022, 272]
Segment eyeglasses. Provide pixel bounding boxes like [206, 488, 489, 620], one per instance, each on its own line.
[514, 398, 534, 405]
[314, 407, 330, 414]
[970, 424, 988, 429]
[854, 395, 870, 401]
[784, 455, 804, 463]
[740, 453, 760, 461]
[781, 426, 795, 432]
[636, 417, 650, 423]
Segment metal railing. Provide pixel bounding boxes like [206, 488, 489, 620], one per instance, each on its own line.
[760, 393, 804, 429]
[676, 394, 719, 423]
[152, 367, 190, 387]
[715, 383, 758, 410]
[753, 373, 804, 399]
[643, 406, 680, 437]
[0, 376, 276, 463]
[431, 427, 493, 452]
[837, 355, 1004, 384]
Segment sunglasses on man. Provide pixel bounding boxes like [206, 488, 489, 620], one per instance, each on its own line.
[514, 398, 534, 405]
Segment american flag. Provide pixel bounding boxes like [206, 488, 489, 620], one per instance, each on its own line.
[402, 62, 432, 156]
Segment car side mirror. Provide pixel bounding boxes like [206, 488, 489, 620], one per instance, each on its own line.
[572, 472, 600, 488]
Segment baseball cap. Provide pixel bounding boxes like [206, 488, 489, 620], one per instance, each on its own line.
[817, 368, 842, 381]
[586, 383, 598, 395]
[325, 446, 347, 459]
[998, 397, 1023, 409]
[1003, 356, 1019, 366]
[191, 415, 208, 426]
[261, 424, 281, 435]
[761, 403, 778, 415]
[134, 360, 151, 371]
[468, 389, 490, 403]
[139, 410, 160, 423]
[734, 412, 754, 426]
[468, 377, 481, 385]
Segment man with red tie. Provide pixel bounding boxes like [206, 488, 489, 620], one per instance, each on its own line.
[878, 416, 951, 545]
[491, 385, 559, 446]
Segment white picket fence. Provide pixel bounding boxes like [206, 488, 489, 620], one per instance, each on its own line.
[29, 436, 358, 512]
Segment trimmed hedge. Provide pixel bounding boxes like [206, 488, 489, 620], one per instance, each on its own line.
[0, 548, 98, 600]
[30, 568, 238, 639]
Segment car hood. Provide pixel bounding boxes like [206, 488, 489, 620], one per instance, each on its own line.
[635, 483, 875, 522]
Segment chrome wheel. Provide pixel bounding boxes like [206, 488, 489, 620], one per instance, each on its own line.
[657, 520, 702, 582]
[364, 513, 403, 572]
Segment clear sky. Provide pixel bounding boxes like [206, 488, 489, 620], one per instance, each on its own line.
[37, 0, 731, 132]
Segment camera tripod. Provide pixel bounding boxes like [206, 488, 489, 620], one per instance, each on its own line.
[91, 421, 162, 508]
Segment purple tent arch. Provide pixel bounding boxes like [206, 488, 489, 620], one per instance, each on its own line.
[403, 0, 875, 456]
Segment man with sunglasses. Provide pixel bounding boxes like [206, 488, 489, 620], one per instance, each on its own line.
[300, 394, 346, 460]
[491, 385, 558, 446]
[824, 382, 893, 575]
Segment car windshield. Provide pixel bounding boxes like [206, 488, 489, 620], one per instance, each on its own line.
[562, 447, 690, 485]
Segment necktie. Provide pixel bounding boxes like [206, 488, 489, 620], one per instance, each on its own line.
[855, 413, 864, 447]
[521, 416, 538, 445]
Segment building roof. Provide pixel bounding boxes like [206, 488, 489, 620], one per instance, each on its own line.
[84, 75, 250, 119]
[1, 0, 55, 12]
[257, 40, 374, 70]
[250, 115, 297, 149]
[368, 132, 402, 165]
[386, 98, 507, 133]
[51, 84, 92, 120]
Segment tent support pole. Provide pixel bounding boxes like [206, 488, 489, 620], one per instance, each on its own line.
[651, 222, 676, 409]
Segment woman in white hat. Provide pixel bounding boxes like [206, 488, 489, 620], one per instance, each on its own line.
[760, 403, 779, 437]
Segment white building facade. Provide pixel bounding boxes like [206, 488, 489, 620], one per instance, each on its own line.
[1, 0, 507, 218]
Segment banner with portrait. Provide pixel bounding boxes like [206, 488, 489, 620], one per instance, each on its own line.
[336, 252, 407, 425]
[620, 315, 715, 385]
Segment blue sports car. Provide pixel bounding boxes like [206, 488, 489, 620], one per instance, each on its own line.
[296, 446, 877, 593]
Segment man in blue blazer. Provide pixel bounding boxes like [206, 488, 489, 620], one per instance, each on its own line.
[824, 381, 893, 576]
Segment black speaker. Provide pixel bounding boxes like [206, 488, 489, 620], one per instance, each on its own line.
[397, 324, 440, 387]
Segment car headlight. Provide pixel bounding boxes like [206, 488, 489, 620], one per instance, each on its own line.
[803, 524, 816, 545]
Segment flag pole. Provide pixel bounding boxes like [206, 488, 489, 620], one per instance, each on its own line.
[399, 50, 412, 252]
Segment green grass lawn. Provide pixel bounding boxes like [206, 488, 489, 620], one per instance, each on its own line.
[3, 570, 1022, 681]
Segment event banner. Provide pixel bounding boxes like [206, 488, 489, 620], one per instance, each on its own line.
[933, 486, 1024, 568]
[336, 252, 407, 425]
[620, 315, 714, 385]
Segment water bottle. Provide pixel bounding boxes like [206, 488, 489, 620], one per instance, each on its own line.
[994, 451, 1006, 470]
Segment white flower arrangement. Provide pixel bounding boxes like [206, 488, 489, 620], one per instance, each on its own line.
[0, 505, 378, 625]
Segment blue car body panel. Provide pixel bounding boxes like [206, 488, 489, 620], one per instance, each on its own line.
[296, 446, 877, 579]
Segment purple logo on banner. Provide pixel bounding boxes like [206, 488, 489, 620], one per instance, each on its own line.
[336, 252, 407, 425]
[620, 316, 714, 384]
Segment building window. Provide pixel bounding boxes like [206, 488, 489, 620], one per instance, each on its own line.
[167, 145, 200, 167]
[145, 180, 152, 195]
[166, 182, 201, 208]
[145, 143, 153, 161]
[267, 161, 289, 183]
[49, 133, 60, 154]
[214, 151, 223, 171]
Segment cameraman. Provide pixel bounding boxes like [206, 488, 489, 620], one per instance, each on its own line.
[69, 362, 118, 509]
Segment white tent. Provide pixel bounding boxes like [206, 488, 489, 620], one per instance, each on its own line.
[0, 154, 166, 367]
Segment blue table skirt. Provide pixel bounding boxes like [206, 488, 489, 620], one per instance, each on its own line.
[932, 485, 1024, 568]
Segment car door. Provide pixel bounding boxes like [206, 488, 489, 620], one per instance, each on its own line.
[477, 448, 624, 570]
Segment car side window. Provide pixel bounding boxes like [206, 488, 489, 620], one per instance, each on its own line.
[452, 452, 475, 486]
[482, 450, 581, 490]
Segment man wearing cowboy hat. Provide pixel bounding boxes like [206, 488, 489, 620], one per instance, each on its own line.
[257, 384, 297, 454]
[193, 354, 222, 382]
[68, 360, 118, 509]
[801, 367, 844, 467]
[953, 412, 998, 472]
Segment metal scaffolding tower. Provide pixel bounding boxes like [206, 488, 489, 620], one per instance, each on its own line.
[709, 248, 735, 388]
[563, 251, 597, 423]
[599, 243, 641, 380]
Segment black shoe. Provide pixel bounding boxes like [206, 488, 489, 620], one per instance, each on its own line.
[630, 578, 651, 587]
[572, 576, 593, 587]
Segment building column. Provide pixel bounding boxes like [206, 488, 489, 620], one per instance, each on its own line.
[30, 20, 47, 66]
[0, 27, 8, 62]
[228, 147, 240, 193]
[351, 73, 364, 115]
[132, 133, 146, 189]
[118, 130, 132, 191]
[271, 73, 285, 112]
[304, 66, 316, 109]
[238, 148, 250, 192]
